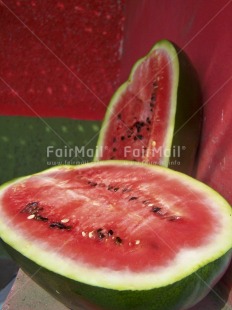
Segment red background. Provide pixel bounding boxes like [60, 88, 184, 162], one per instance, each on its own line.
[0, 0, 125, 119]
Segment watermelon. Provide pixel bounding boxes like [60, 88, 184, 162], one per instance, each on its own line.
[94, 40, 202, 175]
[0, 161, 231, 310]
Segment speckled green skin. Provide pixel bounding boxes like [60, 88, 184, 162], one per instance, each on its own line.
[2, 242, 231, 310]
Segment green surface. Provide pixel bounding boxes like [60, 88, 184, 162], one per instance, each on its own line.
[0, 115, 101, 258]
[0, 116, 101, 185]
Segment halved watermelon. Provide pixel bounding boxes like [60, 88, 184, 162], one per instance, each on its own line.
[0, 161, 231, 310]
[94, 40, 202, 175]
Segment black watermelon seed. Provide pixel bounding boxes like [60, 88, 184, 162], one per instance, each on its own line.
[49, 222, 72, 230]
[35, 215, 49, 222]
[151, 207, 162, 213]
[121, 136, 125, 141]
[147, 127, 150, 131]
[134, 136, 137, 141]
[135, 124, 141, 133]
[89, 181, 97, 187]
[97, 229, 105, 239]
[98, 232, 105, 239]
[146, 117, 151, 124]
[113, 147, 117, 152]
[137, 135, 143, 140]
[117, 114, 122, 120]
[21, 202, 43, 214]
[153, 81, 158, 88]
[134, 121, 145, 133]
[108, 185, 114, 191]
[129, 197, 138, 201]
[142, 200, 149, 205]
[108, 229, 114, 236]
[122, 188, 129, 193]
[110, 156, 115, 159]
[151, 96, 156, 103]
[114, 187, 119, 192]
[115, 236, 122, 245]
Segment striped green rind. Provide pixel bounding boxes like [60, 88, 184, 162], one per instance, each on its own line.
[94, 39, 202, 175]
[2, 242, 231, 310]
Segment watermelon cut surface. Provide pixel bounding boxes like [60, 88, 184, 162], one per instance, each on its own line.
[0, 161, 231, 310]
[95, 40, 202, 175]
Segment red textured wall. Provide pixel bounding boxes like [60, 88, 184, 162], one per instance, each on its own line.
[122, 0, 232, 205]
[0, 0, 125, 120]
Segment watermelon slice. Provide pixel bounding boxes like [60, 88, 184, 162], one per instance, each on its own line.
[0, 161, 231, 310]
[95, 40, 202, 175]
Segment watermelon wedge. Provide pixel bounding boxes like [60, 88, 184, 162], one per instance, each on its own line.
[94, 40, 202, 175]
[0, 161, 231, 310]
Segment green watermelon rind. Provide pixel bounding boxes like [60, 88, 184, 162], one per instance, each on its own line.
[0, 161, 231, 309]
[94, 39, 202, 175]
[1, 241, 231, 310]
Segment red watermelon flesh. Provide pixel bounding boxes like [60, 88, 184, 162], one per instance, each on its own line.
[98, 49, 171, 164]
[0, 162, 231, 277]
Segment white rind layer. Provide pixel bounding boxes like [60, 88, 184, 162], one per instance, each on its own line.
[0, 161, 231, 291]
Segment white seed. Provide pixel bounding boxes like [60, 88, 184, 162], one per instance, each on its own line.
[27, 214, 35, 220]
[129, 242, 132, 246]
[152, 140, 156, 147]
[56, 290, 60, 294]
[135, 240, 140, 245]
[61, 218, 69, 223]
[82, 231, 86, 237]
[148, 203, 154, 207]
[88, 231, 94, 238]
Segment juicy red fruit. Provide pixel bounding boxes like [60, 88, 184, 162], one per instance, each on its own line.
[98, 49, 172, 164]
[2, 164, 217, 272]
